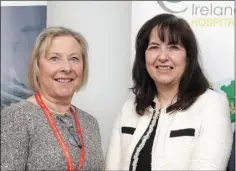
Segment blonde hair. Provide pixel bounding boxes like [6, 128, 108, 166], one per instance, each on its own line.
[27, 26, 89, 92]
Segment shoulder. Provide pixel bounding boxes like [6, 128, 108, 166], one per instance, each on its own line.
[1, 100, 34, 119]
[121, 96, 136, 113]
[115, 96, 140, 123]
[1, 100, 37, 130]
[193, 89, 230, 120]
[196, 88, 229, 106]
[73, 106, 100, 127]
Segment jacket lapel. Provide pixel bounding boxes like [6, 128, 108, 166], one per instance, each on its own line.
[122, 105, 155, 169]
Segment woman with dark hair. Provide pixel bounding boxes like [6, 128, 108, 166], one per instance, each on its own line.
[105, 13, 233, 170]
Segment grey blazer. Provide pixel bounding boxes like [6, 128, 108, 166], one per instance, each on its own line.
[1, 100, 104, 171]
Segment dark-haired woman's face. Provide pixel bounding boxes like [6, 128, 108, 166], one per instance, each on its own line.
[145, 27, 186, 89]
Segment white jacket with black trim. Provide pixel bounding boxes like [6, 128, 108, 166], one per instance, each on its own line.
[105, 89, 233, 170]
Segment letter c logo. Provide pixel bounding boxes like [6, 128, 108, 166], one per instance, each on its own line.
[157, 1, 187, 13]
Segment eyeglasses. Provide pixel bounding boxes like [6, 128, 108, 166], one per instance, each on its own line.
[55, 115, 82, 148]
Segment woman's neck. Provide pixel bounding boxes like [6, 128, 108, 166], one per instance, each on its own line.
[39, 91, 72, 114]
[156, 84, 178, 109]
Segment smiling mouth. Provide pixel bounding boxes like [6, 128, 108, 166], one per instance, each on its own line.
[54, 78, 73, 83]
[156, 66, 174, 70]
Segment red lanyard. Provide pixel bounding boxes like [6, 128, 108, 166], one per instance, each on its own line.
[35, 92, 85, 171]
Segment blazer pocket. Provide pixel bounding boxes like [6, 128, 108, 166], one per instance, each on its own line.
[170, 128, 195, 138]
[121, 127, 136, 135]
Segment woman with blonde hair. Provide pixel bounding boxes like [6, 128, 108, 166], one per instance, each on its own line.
[1, 26, 104, 171]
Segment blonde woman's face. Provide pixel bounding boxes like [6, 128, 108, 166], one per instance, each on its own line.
[38, 35, 83, 99]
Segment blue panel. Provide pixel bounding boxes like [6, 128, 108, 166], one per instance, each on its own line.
[1, 5, 47, 109]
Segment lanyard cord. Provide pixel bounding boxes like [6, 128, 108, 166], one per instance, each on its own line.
[35, 92, 85, 171]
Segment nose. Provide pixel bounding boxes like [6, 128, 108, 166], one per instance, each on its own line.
[61, 59, 72, 73]
[158, 48, 168, 62]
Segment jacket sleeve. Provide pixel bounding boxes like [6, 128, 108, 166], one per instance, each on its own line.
[1, 106, 29, 171]
[189, 93, 233, 170]
[105, 111, 123, 170]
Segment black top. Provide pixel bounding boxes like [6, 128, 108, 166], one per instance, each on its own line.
[136, 116, 159, 171]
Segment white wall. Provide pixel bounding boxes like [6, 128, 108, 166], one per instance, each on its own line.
[47, 1, 132, 154]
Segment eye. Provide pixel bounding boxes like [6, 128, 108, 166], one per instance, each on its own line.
[50, 56, 59, 62]
[148, 46, 159, 50]
[70, 57, 79, 62]
[169, 45, 179, 50]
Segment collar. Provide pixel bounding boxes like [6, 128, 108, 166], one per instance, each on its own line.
[148, 95, 178, 114]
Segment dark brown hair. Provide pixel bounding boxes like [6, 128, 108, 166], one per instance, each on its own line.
[131, 13, 210, 116]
